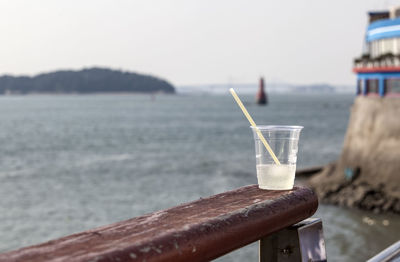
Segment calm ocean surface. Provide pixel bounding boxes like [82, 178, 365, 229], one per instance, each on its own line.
[0, 94, 398, 261]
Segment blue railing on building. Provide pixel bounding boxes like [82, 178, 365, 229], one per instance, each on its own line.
[367, 17, 400, 42]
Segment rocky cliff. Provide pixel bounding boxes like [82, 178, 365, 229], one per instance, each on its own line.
[310, 96, 400, 213]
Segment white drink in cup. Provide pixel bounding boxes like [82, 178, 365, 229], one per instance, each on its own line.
[256, 164, 296, 190]
[251, 126, 303, 190]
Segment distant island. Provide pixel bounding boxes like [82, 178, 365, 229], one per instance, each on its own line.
[0, 67, 175, 94]
[177, 83, 353, 94]
[292, 84, 336, 93]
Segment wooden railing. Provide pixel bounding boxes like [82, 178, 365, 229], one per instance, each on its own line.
[0, 185, 321, 262]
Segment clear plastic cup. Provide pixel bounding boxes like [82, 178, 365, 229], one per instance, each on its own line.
[250, 125, 303, 190]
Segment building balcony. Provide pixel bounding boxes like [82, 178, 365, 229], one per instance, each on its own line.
[353, 53, 400, 73]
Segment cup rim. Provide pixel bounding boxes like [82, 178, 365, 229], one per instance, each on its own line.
[250, 125, 304, 131]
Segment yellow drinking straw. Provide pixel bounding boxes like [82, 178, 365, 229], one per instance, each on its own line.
[229, 88, 281, 165]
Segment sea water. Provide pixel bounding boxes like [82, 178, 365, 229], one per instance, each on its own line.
[0, 94, 399, 262]
[256, 164, 296, 190]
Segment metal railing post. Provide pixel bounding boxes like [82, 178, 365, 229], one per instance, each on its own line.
[259, 218, 327, 262]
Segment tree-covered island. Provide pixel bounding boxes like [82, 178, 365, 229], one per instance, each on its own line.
[0, 67, 175, 94]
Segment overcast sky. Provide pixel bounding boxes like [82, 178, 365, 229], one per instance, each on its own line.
[0, 0, 399, 86]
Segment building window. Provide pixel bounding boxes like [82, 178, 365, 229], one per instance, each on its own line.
[367, 79, 379, 94]
[357, 79, 364, 95]
[386, 78, 400, 94]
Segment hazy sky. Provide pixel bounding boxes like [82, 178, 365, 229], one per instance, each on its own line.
[1, 0, 399, 86]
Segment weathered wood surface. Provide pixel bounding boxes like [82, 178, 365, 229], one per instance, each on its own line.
[0, 185, 318, 262]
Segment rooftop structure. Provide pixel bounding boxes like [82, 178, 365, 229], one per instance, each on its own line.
[353, 6, 400, 97]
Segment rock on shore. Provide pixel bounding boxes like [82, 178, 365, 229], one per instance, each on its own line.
[309, 97, 400, 213]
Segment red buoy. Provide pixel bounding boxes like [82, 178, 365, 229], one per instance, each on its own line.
[256, 77, 268, 105]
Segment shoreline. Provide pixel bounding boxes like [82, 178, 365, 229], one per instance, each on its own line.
[0, 91, 176, 96]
